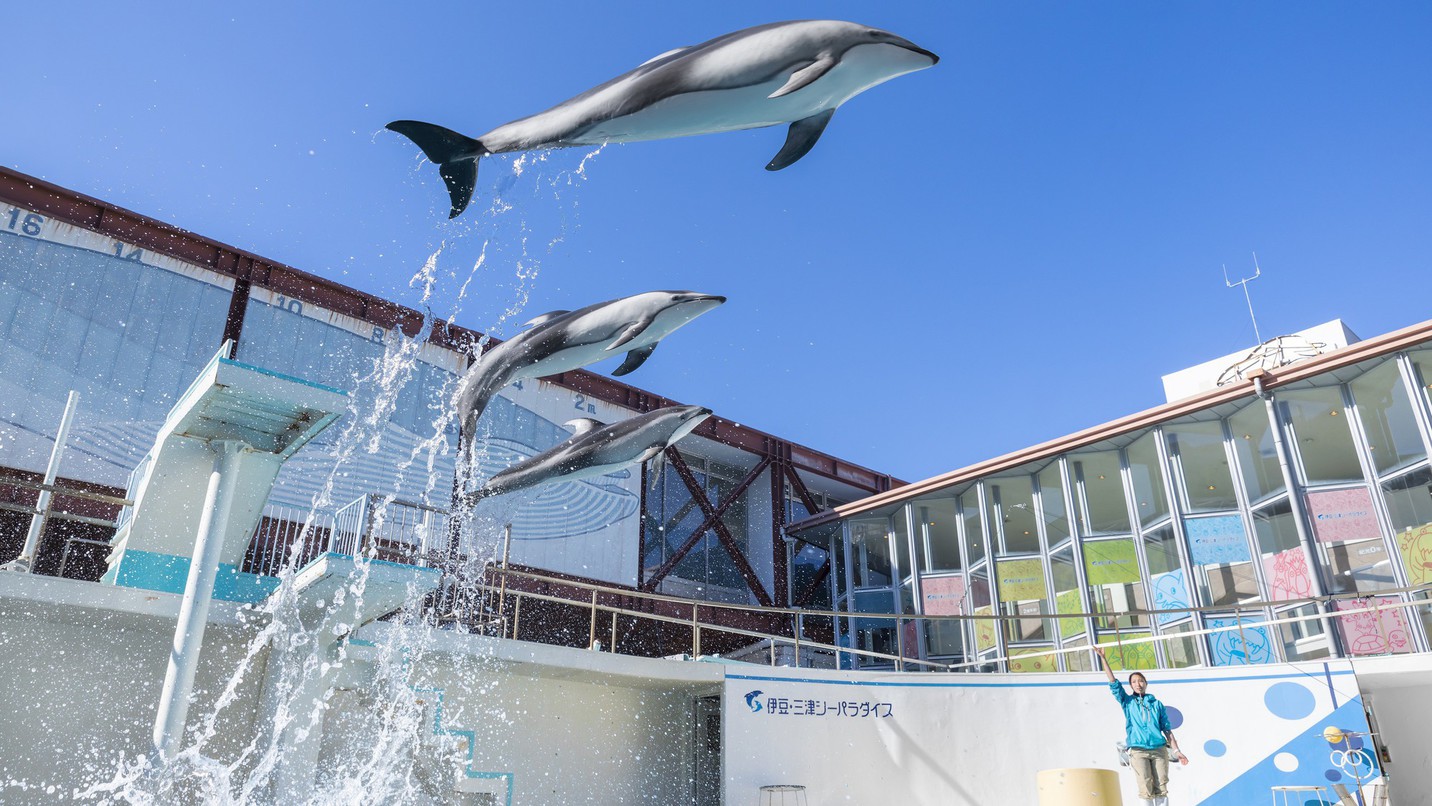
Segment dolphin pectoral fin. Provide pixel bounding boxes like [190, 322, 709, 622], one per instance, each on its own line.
[766, 109, 836, 171]
[646, 450, 666, 491]
[612, 344, 657, 377]
[768, 57, 835, 99]
[606, 318, 653, 351]
[386, 120, 488, 219]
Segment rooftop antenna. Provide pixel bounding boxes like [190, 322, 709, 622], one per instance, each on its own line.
[1224, 252, 1263, 344]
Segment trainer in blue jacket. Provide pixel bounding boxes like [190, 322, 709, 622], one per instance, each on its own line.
[1095, 644, 1189, 806]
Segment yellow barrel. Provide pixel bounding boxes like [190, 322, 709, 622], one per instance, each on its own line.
[1036, 768, 1123, 806]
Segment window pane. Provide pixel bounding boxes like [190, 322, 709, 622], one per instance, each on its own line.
[1145, 524, 1191, 626]
[1039, 464, 1071, 543]
[961, 489, 986, 564]
[915, 496, 961, 572]
[1127, 432, 1170, 527]
[1230, 403, 1286, 502]
[1350, 360, 1427, 475]
[1160, 622, 1200, 668]
[1052, 549, 1085, 641]
[1253, 499, 1316, 602]
[1384, 468, 1432, 589]
[1282, 387, 1364, 485]
[893, 506, 913, 583]
[991, 476, 1039, 553]
[1206, 613, 1275, 665]
[997, 556, 1050, 642]
[1083, 537, 1146, 628]
[1334, 597, 1414, 655]
[1325, 538, 1397, 596]
[1277, 604, 1332, 661]
[1167, 421, 1238, 512]
[1186, 515, 1259, 607]
[850, 518, 891, 588]
[853, 589, 897, 661]
[1074, 451, 1131, 535]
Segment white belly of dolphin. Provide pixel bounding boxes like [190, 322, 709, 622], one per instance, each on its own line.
[572, 56, 902, 145]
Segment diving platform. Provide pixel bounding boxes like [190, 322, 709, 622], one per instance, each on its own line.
[102, 342, 347, 601]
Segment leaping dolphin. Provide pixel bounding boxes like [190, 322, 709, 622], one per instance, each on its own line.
[453, 291, 724, 448]
[388, 20, 939, 217]
[468, 405, 713, 502]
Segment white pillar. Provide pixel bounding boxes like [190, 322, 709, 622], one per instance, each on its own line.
[152, 440, 247, 762]
[4, 390, 79, 573]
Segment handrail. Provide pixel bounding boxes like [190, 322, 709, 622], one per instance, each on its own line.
[466, 565, 1432, 673]
[486, 565, 1432, 626]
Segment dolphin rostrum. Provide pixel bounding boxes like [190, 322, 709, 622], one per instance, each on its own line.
[468, 405, 713, 502]
[453, 291, 724, 448]
[388, 20, 939, 217]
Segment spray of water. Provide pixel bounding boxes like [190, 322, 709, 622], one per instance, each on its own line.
[71, 147, 605, 804]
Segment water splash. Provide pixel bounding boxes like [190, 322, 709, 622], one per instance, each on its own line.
[67, 147, 609, 804]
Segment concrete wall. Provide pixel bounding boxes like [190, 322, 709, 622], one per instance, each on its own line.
[0, 576, 265, 804]
[722, 661, 1389, 805]
[1354, 654, 1432, 806]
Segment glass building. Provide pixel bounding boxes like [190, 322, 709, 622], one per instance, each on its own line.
[792, 322, 1432, 672]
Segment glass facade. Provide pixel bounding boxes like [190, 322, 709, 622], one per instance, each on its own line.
[816, 347, 1432, 672]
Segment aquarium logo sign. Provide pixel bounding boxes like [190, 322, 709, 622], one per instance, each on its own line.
[744, 690, 764, 712]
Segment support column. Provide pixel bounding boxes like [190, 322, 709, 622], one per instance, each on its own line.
[3, 390, 79, 573]
[152, 440, 248, 762]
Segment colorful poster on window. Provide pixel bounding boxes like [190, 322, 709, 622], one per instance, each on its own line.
[1008, 648, 1057, 674]
[974, 606, 996, 652]
[1055, 589, 1084, 638]
[1305, 487, 1381, 544]
[1185, 515, 1252, 565]
[1149, 568, 1190, 625]
[1083, 539, 1140, 585]
[1262, 547, 1315, 601]
[1398, 523, 1432, 586]
[996, 558, 1047, 602]
[1206, 615, 1274, 666]
[1334, 599, 1413, 656]
[1096, 640, 1156, 671]
[920, 574, 967, 615]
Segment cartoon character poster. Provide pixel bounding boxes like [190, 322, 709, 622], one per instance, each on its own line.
[1305, 487, 1381, 544]
[1150, 568, 1191, 625]
[1185, 515, 1252, 566]
[1262, 547, 1315, 602]
[1205, 615, 1274, 665]
[1334, 599, 1412, 656]
[1398, 523, 1432, 586]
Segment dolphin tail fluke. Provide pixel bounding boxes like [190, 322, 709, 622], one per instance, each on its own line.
[386, 120, 488, 218]
[464, 487, 498, 506]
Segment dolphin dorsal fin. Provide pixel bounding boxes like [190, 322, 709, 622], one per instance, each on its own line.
[565, 417, 605, 435]
[522, 310, 571, 329]
[640, 46, 690, 67]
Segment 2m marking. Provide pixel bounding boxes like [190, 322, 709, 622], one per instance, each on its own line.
[574, 394, 596, 414]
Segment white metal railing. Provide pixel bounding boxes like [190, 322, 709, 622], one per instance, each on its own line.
[242, 504, 334, 577]
[114, 450, 154, 533]
[453, 566, 1432, 675]
[327, 494, 450, 568]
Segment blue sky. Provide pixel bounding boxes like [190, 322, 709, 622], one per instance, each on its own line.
[5, 3, 1431, 483]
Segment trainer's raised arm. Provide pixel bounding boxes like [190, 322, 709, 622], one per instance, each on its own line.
[1093, 645, 1117, 684]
